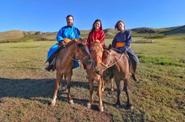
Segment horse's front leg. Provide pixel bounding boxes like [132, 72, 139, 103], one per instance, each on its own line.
[50, 72, 61, 106]
[66, 72, 74, 105]
[111, 78, 114, 91]
[61, 74, 67, 91]
[101, 79, 105, 92]
[87, 79, 94, 109]
[98, 79, 104, 112]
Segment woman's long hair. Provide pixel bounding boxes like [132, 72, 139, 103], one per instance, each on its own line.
[90, 19, 103, 33]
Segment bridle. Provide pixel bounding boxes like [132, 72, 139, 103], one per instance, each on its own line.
[99, 50, 124, 72]
[73, 42, 93, 65]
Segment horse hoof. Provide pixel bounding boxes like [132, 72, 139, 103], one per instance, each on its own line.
[61, 86, 67, 92]
[126, 104, 133, 110]
[50, 101, 56, 107]
[87, 103, 91, 109]
[99, 106, 104, 112]
[116, 104, 120, 108]
[130, 106, 134, 110]
[69, 100, 74, 105]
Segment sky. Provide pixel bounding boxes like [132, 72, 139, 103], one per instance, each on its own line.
[0, 0, 185, 32]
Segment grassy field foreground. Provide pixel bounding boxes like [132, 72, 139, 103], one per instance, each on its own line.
[0, 37, 185, 122]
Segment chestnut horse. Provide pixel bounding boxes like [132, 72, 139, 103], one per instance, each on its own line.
[50, 39, 91, 106]
[90, 42, 114, 92]
[97, 48, 133, 109]
[83, 41, 105, 111]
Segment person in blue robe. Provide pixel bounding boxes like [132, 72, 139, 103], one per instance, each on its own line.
[45, 15, 80, 71]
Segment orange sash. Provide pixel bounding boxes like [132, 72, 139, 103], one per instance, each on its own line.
[115, 42, 125, 48]
[64, 38, 72, 43]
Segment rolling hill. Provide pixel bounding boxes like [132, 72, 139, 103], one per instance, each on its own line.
[0, 25, 185, 43]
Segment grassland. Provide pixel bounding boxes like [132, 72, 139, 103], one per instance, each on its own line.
[0, 33, 185, 122]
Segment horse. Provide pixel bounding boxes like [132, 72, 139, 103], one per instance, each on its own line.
[81, 41, 106, 112]
[50, 39, 92, 106]
[96, 48, 134, 109]
[89, 41, 104, 66]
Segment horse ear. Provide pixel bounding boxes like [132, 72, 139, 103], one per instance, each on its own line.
[103, 45, 108, 50]
[77, 38, 87, 45]
[81, 38, 87, 45]
[77, 43, 83, 48]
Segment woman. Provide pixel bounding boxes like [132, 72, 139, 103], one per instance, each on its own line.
[87, 19, 105, 50]
[112, 20, 139, 74]
[86, 19, 105, 67]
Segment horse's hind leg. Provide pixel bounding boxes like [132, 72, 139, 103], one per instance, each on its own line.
[87, 80, 94, 109]
[66, 73, 74, 105]
[101, 79, 105, 92]
[50, 72, 62, 106]
[111, 78, 114, 91]
[115, 80, 121, 108]
[98, 80, 104, 112]
[61, 74, 67, 91]
[123, 79, 133, 109]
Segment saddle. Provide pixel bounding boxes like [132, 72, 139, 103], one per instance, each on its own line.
[46, 38, 74, 64]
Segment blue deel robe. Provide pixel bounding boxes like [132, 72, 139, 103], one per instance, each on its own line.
[47, 25, 80, 68]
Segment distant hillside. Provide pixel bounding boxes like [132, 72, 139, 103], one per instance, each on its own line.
[161, 25, 185, 35]
[131, 27, 157, 33]
[0, 25, 185, 43]
[0, 30, 57, 43]
[0, 30, 25, 42]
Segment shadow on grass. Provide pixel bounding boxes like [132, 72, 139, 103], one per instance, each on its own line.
[0, 77, 115, 110]
[0, 77, 89, 100]
[0, 77, 112, 111]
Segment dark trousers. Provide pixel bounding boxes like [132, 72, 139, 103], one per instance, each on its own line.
[126, 48, 139, 73]
[127, 48, 139, 63]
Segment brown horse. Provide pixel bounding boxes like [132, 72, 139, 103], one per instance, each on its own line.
[83, 41, 105, 111]
[90, 41, 104, 66]
[97, 48, 133, 109]
[90, 42, 114, 92]
[50, 39, 91, 106]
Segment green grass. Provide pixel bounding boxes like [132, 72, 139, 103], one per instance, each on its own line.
[0, 35, 185, 122]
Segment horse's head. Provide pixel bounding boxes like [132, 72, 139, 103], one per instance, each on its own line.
[95, 47, 115, 75]
[75, 38, 92, 65]
[102, 44, 114, 65]
[90, 41, 104, 66]
[91, 41, 103, 52]
[102, 49, 112, 66]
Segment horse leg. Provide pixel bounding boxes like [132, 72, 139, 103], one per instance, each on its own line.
[50, 72, 61, 106]
[61, 74, 67, 91]
[111, 78, 114, 91]
[98, 79, 104, 112]
[123, 79, 133, 109]
[87, 80, 94, 109]
[115, 80, 121, 108]
[101, 79, 105, 92]
[66, 73, 74, 105]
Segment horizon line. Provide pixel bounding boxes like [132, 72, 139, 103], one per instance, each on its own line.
[0, 24, 184, 33]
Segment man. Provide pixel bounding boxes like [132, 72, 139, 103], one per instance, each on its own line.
[45, 15, 80, 71]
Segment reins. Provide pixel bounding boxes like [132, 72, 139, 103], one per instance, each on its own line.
[100, 51, 124, 71]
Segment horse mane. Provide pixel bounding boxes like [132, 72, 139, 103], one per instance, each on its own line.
[90, 41, 104, 65]
[65, 40, 76, 48]
[90, 41, 103, 52]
